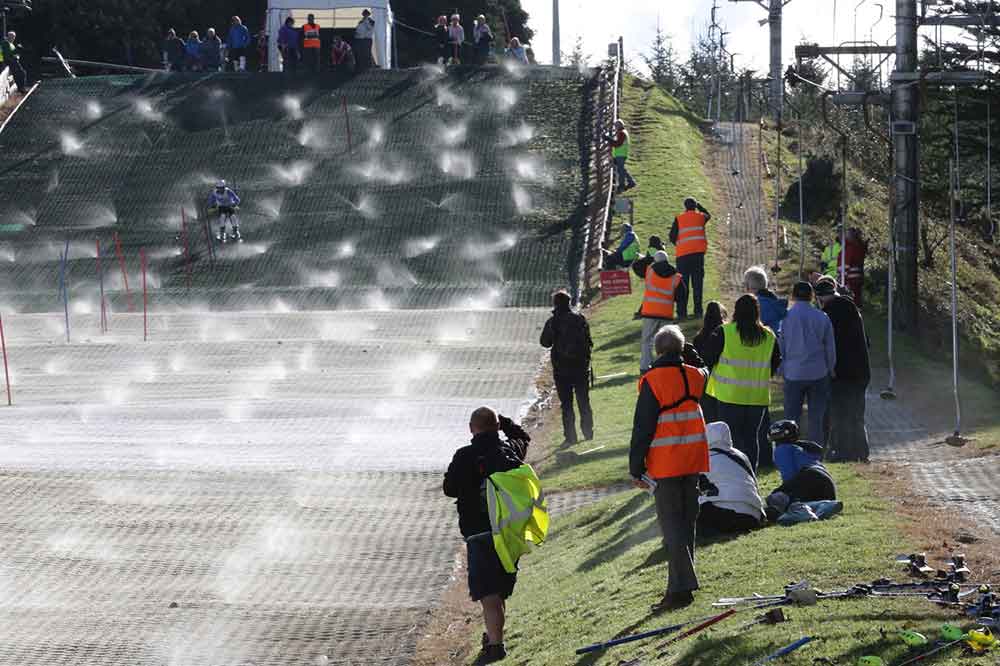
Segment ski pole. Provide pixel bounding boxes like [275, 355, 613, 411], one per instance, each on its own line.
[575, 609, 736, 655]
[747, 636, 813, 666]
[96, 238, 107, 333]
[895, 637, 967, 666]
[657, 608, 738, 649]
[0, 312, 11, 406]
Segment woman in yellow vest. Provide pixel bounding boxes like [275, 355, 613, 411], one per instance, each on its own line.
[701, 294, 782, 471]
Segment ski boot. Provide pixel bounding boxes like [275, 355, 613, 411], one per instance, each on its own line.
[948, 554, 971, 581]
[218, 225, 227, 244]
[230, 225, 242, 243]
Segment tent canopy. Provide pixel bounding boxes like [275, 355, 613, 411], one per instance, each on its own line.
[266, 0, 393, 71]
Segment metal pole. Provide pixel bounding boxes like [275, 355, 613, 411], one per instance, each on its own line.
[841, 136, 847, 289]
[893, 0, 919, 330]
[798, 108, 806, 275]
[949, 160, 961, 437]
[552, 0, 561, 66]
[769, 0, 783, 118]
[774, 105, 782, 271]
[988, 93, 993, 239]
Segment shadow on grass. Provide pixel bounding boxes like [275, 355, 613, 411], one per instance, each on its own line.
[572, 608, 665, 666]
[578, 506, 659, 573]
[595, 371, 636, 388]
[595, 327, 642, 352]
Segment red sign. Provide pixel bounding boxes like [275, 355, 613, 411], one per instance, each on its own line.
[600, 270, 632, 297]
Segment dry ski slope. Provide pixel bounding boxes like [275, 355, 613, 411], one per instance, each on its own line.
[0, 66, 601, 665]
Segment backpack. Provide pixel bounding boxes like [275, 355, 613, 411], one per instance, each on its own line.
[553, 313, 591, 365]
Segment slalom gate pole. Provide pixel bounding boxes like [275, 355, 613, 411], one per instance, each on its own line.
[0, 312, 11, 406]
[343, 96, 353, 154]
[201, 217, 216, 266]
[657, 608, 737, 649]
[59, 240, 70, 343]
[181, 209, 192, 290]
[575, 608, 736, 655]
[747, 636, 814, 666]
[113, 231, 133, 311]
[96, 238, 106, 333]
[141, 248, 148, 342]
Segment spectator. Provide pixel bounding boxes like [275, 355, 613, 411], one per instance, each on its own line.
[227, 16, 251, 72]
[434, 16, 450, 64]
[698, 421, 765, 535]
[780, 281, 836, 448]
[540, 290, 594, 445]
[506, 37, 529, 66]
[255, 30, 268, 71]
[607, 119, 636, 193]
[330, 36, 356, 73]
[815, 280, 871, 462]
[354, 8, 376, 71]
[630, 325, 709, 612]
[669, 198, 711, 318]
[473, 14, 494, 65]
[302, 14, 322, 73]
[443, 408, 531, 666]
[692, 301, 727, 423]
[765, 420, 836, 520]
[842, 227, 867, 307]
[0, 32, 27, 93]
[184, 31, 203, 71]
[448, 14, 465, 64]
[200, 28, 223, 72]
[702, 294, 781, 471]
[743, 265, 787, 333]
[634, 250, 686, 374]
[601, 222, 639, 269]
[629, 235, 666, 277]
[277, 17, 300, 73]
[161, 28, 185, 71]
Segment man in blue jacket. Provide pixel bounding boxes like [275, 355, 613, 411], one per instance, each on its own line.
[227, 16, 251, 71]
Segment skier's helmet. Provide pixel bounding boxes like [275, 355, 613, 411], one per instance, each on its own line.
[767, 419, 800, 443]
[215, 180, 227, 192]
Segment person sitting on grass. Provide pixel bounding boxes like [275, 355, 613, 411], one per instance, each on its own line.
[698, 421, 766, 536]
[601, 222, 639, 269]
[765, 419, 837, 521]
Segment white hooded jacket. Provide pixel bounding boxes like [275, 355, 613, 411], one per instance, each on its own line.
[699, 421, 766, 520]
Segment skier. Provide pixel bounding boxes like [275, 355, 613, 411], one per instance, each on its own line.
[208, 180, 242, 243]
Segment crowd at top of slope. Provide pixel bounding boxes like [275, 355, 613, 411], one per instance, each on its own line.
[0, 66, 606, 308]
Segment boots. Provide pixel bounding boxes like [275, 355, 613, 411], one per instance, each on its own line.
[230, 224, 241, 242]
[471, 643, 506, 665]
[218, 225, 227, 243]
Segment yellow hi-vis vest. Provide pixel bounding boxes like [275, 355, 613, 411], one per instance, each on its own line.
[705, 322, 776, 406]
[821, 241, 842, 278]
[611, 130, 630, 159]
[622, 237, 640, 263]
[486, 464, 549, 574]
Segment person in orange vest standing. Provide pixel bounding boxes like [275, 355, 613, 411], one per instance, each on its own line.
[634, 250, 686, 374]
[301, 14, 322, 73]
[669, 197, 712, 319]
[630, 325, 710, 611]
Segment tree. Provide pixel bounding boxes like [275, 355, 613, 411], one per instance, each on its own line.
[564, 35, 588, 70]
[642, 21, 680, 92]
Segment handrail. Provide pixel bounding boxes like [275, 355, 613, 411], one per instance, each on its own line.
[0, 80, 39, 136]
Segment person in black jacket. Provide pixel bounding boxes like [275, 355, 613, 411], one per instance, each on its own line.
[540, 290, 593, 444]
[444, 407, 529, 666]
[815, 280, 871, 461]
[162, 29, 186, 71]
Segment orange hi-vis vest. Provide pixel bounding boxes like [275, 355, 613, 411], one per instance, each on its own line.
[675, 210, 708, 257]
[303, 23, 321, 49]
[639, 364, 710, 479]
[641, 270, 683, 319]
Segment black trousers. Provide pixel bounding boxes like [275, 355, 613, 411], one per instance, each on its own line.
[775, 467, 837, 503]
[675, 253, 705, 317]
[303, 47, 321, 72]
[697, 503, 761, 535]
[354, 38, 373, 69]
[826, 380, 870, 462]
[555, 370, 592, 443]
[654, 476, 700, 594]
[716, 402, 770, 472]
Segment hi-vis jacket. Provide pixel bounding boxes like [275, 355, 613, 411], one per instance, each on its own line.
[303, 23, 322, 49]
[486, 464, 549, 574]
[705, 322, 776, 406]
[638, 364, 710, 479]
[641, 269, 683, 319]
[674, 210, 708, 257]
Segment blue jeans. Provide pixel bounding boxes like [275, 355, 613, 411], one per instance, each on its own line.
[614, 156, 635, 190]
[783, 376, 832, 447]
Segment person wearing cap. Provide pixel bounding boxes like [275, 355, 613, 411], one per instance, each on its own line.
[473, 15, 494, 65]
[780, 281, 836, 448]
[815, 279, 871, 462]
[670, 197, 712, 319]
[764, 419, 836, 520]
[629, 325, 709, 612]
[701, 294, 782, 470]
[448, 14, 465, 64]
[607, 119, 636, 193]
[302, 14, 322, 72]
[354, 9, 376, 70]
[633, 250, 686, 374]
[697, 421, 766, 535]
[601, 222, 639, 269]
[278, 16, 301, 73]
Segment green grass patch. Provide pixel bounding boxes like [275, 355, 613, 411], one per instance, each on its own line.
[507, 467, 993, 665]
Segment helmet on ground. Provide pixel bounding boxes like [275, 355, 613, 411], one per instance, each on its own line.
[768, 419, 799, 443]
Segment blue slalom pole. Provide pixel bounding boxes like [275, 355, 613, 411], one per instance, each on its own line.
[748, 636, 814, 666]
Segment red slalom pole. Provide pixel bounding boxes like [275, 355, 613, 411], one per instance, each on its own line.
[96, 238, 107, 333]
[0, 312, 11, 406]
[342, 95, 353, 154]
[114, 232, 133, 312]
[181, 209, 192, 290]
[140, 248, 148, 342]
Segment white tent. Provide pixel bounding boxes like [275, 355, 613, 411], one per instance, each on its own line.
[266, 0, 393, 71]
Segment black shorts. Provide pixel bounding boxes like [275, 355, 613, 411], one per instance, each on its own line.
[217, 206, 236, 217]
[466, 536, 516, 601]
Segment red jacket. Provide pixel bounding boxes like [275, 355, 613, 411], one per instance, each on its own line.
[331, 42, 354, 65]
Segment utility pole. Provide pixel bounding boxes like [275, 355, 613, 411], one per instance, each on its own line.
[552, 0, 561, 67]
[892, 0, 919, 331]
[728, 0, 790, 118]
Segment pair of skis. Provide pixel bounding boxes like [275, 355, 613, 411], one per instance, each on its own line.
[714, 580, 989, 608]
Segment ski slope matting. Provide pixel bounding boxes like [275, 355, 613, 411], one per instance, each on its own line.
[0, 66, 603, 665]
